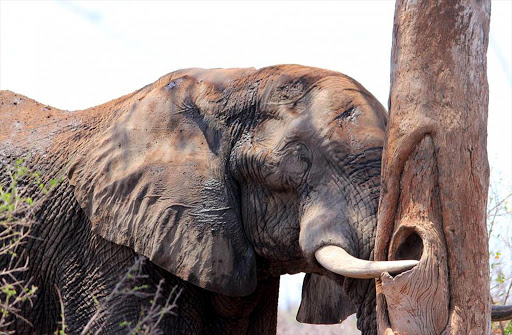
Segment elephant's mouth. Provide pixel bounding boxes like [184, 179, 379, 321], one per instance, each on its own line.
[314, 245, 418, 279]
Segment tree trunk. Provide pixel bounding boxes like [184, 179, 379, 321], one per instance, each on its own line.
[375, 1, 491, 334]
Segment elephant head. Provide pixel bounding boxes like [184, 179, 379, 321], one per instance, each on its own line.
[67, 65, 417, 333]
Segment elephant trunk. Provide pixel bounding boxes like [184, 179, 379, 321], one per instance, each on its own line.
[297, 178, 417, 334]
[298, 182, 418, 280]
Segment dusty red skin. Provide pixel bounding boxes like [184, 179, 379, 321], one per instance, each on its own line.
[1, 65, 390, 334]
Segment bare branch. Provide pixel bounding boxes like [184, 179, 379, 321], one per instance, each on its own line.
[55, 285, 67, 334]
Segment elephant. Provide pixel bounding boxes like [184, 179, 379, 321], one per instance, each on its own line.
[0, 65, 418, 334]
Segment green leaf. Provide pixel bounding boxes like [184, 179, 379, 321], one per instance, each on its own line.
[505, 321, 512, 335]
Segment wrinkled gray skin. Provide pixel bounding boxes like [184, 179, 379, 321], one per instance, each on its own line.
[0, 65, 386, 334]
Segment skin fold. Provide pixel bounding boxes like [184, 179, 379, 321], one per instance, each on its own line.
[0, 65, 388, 334]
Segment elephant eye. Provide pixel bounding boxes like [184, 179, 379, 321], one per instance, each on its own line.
[292, 143, 310, 162]
[278, 142, 311, 186]
[285, 142, 311, 173]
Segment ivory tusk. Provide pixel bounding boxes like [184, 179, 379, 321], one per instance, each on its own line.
[314, 245, 419, 279]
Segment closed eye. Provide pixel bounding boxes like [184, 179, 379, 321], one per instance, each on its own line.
[332, 107, 362, 125]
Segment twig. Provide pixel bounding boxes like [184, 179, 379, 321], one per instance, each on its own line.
[55, 285, 67, 334]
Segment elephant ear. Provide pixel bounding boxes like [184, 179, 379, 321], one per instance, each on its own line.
[296, 273, 356, 324]
[68, 68, 257, 296]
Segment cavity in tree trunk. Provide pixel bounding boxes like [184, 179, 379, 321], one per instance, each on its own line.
[374, 0, 491, 334]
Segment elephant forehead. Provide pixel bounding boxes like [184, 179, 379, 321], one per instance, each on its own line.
[187, 68, 256, 86]
[156, 67, 257, 93]
[309, 89, 385, 140]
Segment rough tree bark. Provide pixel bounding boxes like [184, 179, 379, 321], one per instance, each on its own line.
[375, 1, 491, 334]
